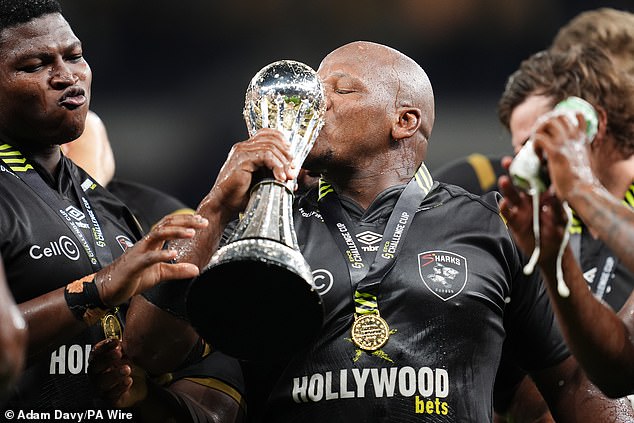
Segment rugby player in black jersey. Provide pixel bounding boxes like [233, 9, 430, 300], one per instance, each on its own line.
[65, 110, 246, 422]
[112, 40, 634, 421]
[0, 1, 251, 421]
[495, 48, 634, 423]
[498, 44, 634, 402]
[429, 8, 634, 422]
[500, 76, 634, 400]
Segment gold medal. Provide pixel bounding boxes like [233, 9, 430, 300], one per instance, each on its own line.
[101, 310, 122, 340]
[351, 313, 390, 351]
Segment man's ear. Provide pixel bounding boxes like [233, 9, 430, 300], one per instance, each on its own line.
[588, 106, 608, 153]
[592, 106, 607, 145]
[391, 107, 422, 140]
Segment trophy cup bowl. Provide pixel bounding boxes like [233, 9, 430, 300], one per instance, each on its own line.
[187, 60, 326, 361]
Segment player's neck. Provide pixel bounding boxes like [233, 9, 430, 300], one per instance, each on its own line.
[23, 144, 63, 181]
[327, 166, 414, 210]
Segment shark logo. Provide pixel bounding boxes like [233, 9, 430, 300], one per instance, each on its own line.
[418, 250, 468, 301]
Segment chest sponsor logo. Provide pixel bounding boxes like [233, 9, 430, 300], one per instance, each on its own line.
[291, 367, 450, 416]
[29, 235, 80, 261]
[356, 230, 382, 252]
[116, 235, 134, 252]
[49, 343, 92, 375]
[418, 250, 467, 301]
[311, 269, 334, 295]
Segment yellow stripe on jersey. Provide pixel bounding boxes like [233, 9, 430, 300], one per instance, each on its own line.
[318, 179, 334, 201]
[414, 163, 433, 192]
[0, 145, 34, 172]
[624, 184, 634, 208]
[467, 153, 497, 192]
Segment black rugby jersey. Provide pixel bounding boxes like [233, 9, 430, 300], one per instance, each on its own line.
[0, 152, 142, 412]
[569, 185, 634, 311]
[248, 182, 567, 422]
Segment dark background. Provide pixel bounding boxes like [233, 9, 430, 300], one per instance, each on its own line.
[59, 0, 633, 207]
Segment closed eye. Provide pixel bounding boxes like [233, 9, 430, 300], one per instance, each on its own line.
[66, 54, 84, 63]
[18, 62, 45, 73]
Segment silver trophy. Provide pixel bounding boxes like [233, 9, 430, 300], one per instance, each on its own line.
[187, 60, 326, 361]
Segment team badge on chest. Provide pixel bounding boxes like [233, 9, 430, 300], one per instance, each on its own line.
[418, 250, 467, 301]
[116, 235, 134, 252]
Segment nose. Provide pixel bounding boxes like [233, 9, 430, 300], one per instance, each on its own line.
[49, 63, 79, 89]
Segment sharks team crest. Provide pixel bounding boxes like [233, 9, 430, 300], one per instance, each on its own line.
[418, 250, 467, 301]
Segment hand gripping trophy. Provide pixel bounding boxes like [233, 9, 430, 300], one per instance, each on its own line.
[187, 61, 326, 361]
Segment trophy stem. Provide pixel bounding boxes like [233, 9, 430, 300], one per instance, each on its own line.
[230, 180, 298, 248]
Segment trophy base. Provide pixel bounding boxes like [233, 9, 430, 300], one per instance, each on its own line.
[186, 239, 324, 362]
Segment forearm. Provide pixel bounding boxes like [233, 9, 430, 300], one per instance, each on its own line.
[533, 357, 634, 422]
[566, 183, 634, 273]
[169, 193, 232, 269]
[540, 248, 634, 396]
[123, 296, 200, 375]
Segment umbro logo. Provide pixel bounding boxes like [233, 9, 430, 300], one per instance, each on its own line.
[65, 205, 85, 222]
[356, 230, 382, 252]
[583, 267, 597, 284]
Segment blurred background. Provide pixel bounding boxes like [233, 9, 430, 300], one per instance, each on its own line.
[60, 0, 633, 206]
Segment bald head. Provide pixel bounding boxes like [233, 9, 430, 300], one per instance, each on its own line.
[321, 41, 435, 139]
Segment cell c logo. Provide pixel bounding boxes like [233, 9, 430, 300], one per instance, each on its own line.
[29, 235, 80, 261]
[311, 269, 334, 295]
[59, 236, 81, 260]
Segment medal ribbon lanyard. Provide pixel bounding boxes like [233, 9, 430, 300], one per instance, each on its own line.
[318, 163, 434, 315]
[0, 145, 113, 272]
